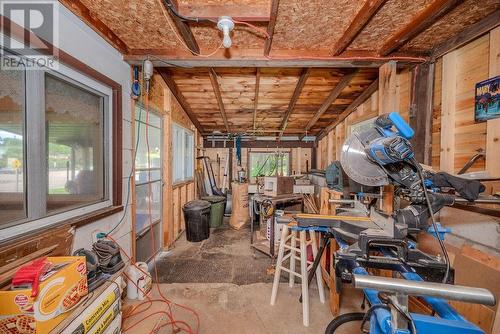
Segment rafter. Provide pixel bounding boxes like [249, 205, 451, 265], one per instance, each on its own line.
[264, 0, 280, 56]
[280, 68, 311, 131]
[209, 68, 230, 133]
[158, 69, 204, 133]
[304, 70, 358, 133]
[163, 0, 200, 54]
[58, 0, 128, 53]
[379, 0, 462, 56]
[317, 78, 379, 141]
[331, 0, 387, 55]
[178, 3, 270, 22]
[253, 68, 261, 131]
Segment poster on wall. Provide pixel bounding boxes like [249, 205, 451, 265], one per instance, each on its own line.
[475, 75, 500, 122]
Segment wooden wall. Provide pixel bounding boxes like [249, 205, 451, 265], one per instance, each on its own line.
[202, 146, 312, 185]
[433, 28, 500, 176]
[315, 67, 411, 169]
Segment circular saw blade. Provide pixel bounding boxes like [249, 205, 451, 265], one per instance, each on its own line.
[340, 133, 389, 186]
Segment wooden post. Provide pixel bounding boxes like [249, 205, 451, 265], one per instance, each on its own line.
[440, 50, 457, 173]
[410, 63, 434, 164]
[327, 130, 335, 165]
[378, 61, 398, 115]
[486, 27, 500, 177]
[163, 88, 173, 247]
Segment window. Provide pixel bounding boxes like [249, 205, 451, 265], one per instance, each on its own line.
[249, 151, 290, 183]
[0, 53, 111, 234]
[172, 123, 194, 183]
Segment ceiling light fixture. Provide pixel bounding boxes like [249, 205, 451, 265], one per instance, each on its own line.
[217, 16, 234, 48]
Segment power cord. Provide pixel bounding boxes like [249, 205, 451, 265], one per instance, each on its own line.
[411, 159, 450, 284]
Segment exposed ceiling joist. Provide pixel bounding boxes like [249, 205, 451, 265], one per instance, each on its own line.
[264, 0, 280, 56]
[123, 54, 426, 68]
[331, 0, 387, 55]
[253, 68, 261, 131]
[317, 78, 379, 141]
[163, 0, 200, 55]
[304, 70, 358, 132]
[379, 0, 462, 56]
[178, 3, 270, 22]
[280, 68, 311, 131]
[430, 9, 500, 61]
[58, 0, 128, 53]
[209, 68, 230, 133]
[158, 69, 204, 133]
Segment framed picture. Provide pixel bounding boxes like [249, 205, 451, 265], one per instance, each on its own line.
[475, 75, 500, 122]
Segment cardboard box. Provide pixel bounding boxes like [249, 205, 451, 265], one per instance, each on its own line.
[263, 176, 294, 197]
[0, 256, 87, 334]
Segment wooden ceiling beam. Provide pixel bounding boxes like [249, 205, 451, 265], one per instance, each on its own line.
[316, 78, 379, 141]
[331, 0, 387, 56]
[379, 0, 462, 56]
[430, 10, 500, 61]
[208, 68, 230, 133]
[178, 3, 270, 22]
[304, 70, 358, 133]
[253, 68, 261, 131]
[163, 0, 200, 55]
[58, 0, 129, 53]
[264, 0, 280, 56]
[158, 69, 204, 133]
[280, 68, 311, 131]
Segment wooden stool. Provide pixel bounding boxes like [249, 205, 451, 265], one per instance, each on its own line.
[270, 223, 325, 326]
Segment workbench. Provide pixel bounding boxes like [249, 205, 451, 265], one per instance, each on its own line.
[250, 193, 303, 258]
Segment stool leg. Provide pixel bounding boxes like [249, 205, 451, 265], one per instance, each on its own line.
[299, 230, 309, 326]
[310, 231, 325, 304]
[289, 229, 297, 287]
[271, 225, 288, 305]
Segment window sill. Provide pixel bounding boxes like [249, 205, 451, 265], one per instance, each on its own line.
[69, 205, 124, 228]
[172, 179, 194, 189]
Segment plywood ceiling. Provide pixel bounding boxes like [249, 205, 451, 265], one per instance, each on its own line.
[58, 0, 499, 136]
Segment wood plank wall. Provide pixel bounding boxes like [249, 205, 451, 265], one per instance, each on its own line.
[433, 28, 500, 176]
[316, 69, 411, 169]
[202, 147, 312, 185]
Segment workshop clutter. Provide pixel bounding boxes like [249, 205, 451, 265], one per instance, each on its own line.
[0, 256, 87, 334]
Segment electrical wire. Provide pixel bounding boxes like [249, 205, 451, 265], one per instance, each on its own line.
[412, 158, 450, 284]
[162, 0, 213, 23]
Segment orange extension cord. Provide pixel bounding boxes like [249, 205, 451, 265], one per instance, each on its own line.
[105, 91, 201, 334]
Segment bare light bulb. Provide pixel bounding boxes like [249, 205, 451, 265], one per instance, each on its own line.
[217, 16, 234, 49]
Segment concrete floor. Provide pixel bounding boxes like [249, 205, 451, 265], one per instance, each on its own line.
[123, 222, 364, 333]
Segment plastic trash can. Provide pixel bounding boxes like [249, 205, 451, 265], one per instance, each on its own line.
[202, 196, 226, 228]
[182, 200, 211, 242]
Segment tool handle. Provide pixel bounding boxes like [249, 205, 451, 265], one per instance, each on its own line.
[376, 112, 414, 139]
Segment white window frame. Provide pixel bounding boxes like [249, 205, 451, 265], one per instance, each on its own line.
[0, 49, 113, 242]
[172, 122, 194, 184]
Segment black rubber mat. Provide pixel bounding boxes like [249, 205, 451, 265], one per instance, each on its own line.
[155, 222, 286, 285]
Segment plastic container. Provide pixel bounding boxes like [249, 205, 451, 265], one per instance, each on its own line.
[202, 195, 226, 228]
[183, 200, 211, 242]
[126, 262, 152, 300]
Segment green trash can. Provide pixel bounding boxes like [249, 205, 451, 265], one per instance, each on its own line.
[202, 196, 226, 228]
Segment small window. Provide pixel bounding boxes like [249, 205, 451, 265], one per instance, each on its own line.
[249, 151, 290, 183]
[172, 123, 194, 183]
